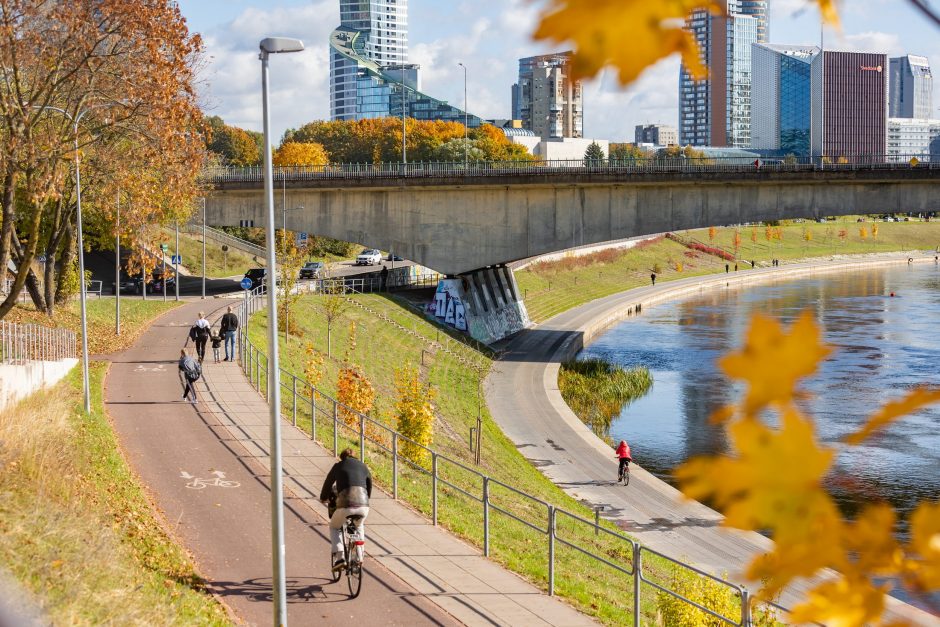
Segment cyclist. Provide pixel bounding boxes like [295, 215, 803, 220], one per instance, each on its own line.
[615, 440, 632, 482]
[319, 448, 372, 572]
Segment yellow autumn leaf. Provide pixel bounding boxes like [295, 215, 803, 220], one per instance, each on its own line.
[844, 504, 903, 575]
[844, 387, 940, 444]
[788, 576, 888, 627]
[905, 501, 940, 591]
[719, 312, 831, 415]
[532, 0, 723, 85]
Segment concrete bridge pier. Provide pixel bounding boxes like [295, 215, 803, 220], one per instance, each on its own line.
[429, 265, 530, 344]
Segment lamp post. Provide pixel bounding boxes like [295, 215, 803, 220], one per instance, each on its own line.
[115, 191, 121, 336]
[458, 62, 468, 167]
[201, 197, 207, 300]
[174, 220, 180, 301]
[281, 204, 304, 256]
[34, 102, 122, 414]
[260, 35, 304, 627]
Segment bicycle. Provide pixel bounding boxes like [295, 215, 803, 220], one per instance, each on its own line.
[330, 514, 365, 598]
[617, 458, 631, 486]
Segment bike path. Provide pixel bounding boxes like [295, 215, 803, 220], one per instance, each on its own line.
[487, 253, 936, 624]
[105, 300, 458, 625]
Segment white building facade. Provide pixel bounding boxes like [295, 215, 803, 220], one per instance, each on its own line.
[886, 118, 940, 162]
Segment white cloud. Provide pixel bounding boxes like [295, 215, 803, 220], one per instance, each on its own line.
[838, 30, 903, 55]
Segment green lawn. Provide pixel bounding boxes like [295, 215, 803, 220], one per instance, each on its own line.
[163, 229, 263, 278]
[516, 219, 940, 323]
[246, 294, 758, 626]
[0, 364, 230, 625]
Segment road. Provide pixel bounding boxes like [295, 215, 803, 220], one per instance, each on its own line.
[105, 299, 457, 625]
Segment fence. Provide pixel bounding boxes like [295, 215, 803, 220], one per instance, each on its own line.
[206, 154, 940, 184]
[183, 223, 268, 259]
[1, 320, 76, 364]
[232, 285, 792, 626]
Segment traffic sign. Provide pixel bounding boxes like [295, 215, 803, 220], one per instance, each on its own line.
[160, 243, 169, 251]
[240, 277, 253, 290]
[295, 232, 308, 245]
[172, 255, 182, 265]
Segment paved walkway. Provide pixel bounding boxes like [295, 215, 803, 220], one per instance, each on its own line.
[487, 253, 938, 624]
[106, 299, 594, 626]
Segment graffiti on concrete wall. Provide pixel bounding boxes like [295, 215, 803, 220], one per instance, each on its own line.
[427, 279, 467, 331]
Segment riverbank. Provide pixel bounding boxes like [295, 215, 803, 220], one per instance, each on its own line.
[487, 251, 937, 623]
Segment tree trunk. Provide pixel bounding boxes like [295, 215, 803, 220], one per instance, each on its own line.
[0, 168, 16, 311]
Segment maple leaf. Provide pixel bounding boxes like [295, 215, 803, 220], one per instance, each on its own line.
[845, 505, 903, 575]
[788, 576, 888, 627]
[905, 501, 940, 591]
[719, 312, 831, 415]
[533, 0, 723, 85]
[844, 387, 940, 445]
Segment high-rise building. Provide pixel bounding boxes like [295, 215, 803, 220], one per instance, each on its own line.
[679, 0, 768, 147]
[750, 44, 818, 154]
[811, 51, 888, 159]
[889, 55, 933, 119]
[329, 0, 482, 126]
[512, 52, 582, 140]
[634, 124, 678, 145]
[887, 117, 940, 162]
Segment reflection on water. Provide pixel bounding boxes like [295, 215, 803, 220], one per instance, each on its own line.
[583, 264, 940, 530]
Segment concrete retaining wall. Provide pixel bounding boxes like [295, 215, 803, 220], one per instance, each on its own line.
[0, 359, 78, 411]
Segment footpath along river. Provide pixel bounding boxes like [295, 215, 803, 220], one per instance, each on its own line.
[582, 262, 940, 531]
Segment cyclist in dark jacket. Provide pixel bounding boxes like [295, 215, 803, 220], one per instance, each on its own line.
[319, 448, 372, 571]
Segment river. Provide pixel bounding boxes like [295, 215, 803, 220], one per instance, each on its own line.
[581, 263, 940, 526]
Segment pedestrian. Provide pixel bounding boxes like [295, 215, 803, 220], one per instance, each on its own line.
[210, 330, 223, 364]
[725, 263, 729, 273]
[219, 305, 239, 361]
[734, 263, 738, 272]
[380, 265, 389, 291]
[189, 311, 211, 363]
[751, 260, 755, 268]
[650, 272, 656, 286]
[178, 348, 201, 404]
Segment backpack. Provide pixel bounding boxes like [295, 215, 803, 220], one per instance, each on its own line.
[184, 359, 202, 382]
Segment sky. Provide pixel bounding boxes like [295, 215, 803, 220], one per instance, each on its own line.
[177, 0, 940, 143]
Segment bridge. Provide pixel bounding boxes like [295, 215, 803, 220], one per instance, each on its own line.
[205, 157, 940, 342]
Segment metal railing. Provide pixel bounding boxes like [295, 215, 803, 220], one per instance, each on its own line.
[1, 320, 76, 364]
[231, 286, 787, 625]
[206, 154, 940, 184]
[183, 223, 268, 259]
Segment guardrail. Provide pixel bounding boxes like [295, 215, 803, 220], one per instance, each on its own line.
[232, 285, 789, 625]
[183, 223, 268, 259]
[206, 154, 940, 184]
[1, 320, 76, 364]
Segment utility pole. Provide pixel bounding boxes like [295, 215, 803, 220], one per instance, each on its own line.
[174, 221, 180, 301]
[115, 192, 120, 336]
[202, 197, 207, 300]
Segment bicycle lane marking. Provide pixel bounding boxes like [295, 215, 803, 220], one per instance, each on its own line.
[180, 470, 241, 490]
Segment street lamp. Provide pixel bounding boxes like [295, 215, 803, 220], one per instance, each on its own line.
[382, 63, 419, 164]
[201, 197, 207, 300]
[458, 62, 469, 167]
[115, 191, 121, 336]
[282, 204, 304, 256]
[34, 101, 124, 414]
[259, 35, 304, 627]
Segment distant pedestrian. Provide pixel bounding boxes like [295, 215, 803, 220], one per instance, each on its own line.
[725, 263, 729, 273]
[650, 273, 656, 286]
[210, 331, 223, 364]
[178, 348, 201, 404]
[380, 265, 389, 291]
[189, 311, 211, 363]
[734, 263, 738, 272]
[219, 306, 239, 361]
[751, 260, 755, 268]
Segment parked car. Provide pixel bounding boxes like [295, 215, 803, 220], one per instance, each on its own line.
[386, 253, 404, 262]
[111, 273, 143, 295]
[299, 261, 324, 279]
[149, 271, 176, 294]
[244, 268, 266, 288]
[356, 249, 382, 266]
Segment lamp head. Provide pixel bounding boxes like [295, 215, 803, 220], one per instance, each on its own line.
[260, 37, 305, 54]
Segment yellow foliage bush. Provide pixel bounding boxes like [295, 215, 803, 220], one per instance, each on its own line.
[394, 366, 436, 466]
[337, 366, 375, 429]
[656, 568, 777, 627]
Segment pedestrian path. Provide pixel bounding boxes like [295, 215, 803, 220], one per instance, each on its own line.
[200, 356, 596, 627]
[487, 252, 937, 624]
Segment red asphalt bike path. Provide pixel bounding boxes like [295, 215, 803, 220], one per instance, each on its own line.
[105, 299, 457, 625]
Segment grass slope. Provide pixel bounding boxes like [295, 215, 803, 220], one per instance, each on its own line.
[516, 219, 940, 323]
[164, 229, 263, 279]
[0, 364, 230, 625]
[246, 294, 759, 625]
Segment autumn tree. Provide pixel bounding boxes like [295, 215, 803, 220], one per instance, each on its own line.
[204, 116, 261, 167]
[609, 143, 649, 164]
[336, 321, 375, 429]
[318, 287, 349, 358]
[0, 0, 205, 318]
[394, 366, 436, 465]
[273, 141, 329, 167]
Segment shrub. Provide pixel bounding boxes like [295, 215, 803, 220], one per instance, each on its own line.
[656, 567, 778, 626]
[394, 366, 436, 466]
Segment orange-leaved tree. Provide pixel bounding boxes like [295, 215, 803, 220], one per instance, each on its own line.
[336, 321, 375, 429]
[394, 366, 436, 465]
[675, 312, 940, 625]
[273, 141, 329, 167]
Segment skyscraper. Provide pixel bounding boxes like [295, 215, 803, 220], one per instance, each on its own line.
[512, 52, 583, 140]
[811, 51, 888, 159]
[750, 44, 818, 154]
[679, 0, 768, 147]
[889, 55, 933, 119]
[329, 0, 481, 126]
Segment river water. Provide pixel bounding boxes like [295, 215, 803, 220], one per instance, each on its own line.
[582, 263, 940, 526]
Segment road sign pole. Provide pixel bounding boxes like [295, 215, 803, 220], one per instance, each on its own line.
[175, 221, 180, 301]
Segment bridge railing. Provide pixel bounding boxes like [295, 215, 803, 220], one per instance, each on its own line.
[232, 285, 792, 626]
[205, 154, 938, 184]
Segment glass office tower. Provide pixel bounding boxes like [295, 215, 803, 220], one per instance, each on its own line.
[750, 44, 818, 154]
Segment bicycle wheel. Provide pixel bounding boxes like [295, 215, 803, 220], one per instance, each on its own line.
[346, 539, 363, 598]
[623, 467, 630, 486]
[330, 529, 343, 583]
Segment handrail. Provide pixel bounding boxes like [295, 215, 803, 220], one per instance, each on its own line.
[1, 320, 76, 364]
[205, 154, 940, 184]
[183, 223, 267, 259]
[233, 285, 790, 626]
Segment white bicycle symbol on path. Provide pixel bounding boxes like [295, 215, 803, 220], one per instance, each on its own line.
[180, 470, 241, 489]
